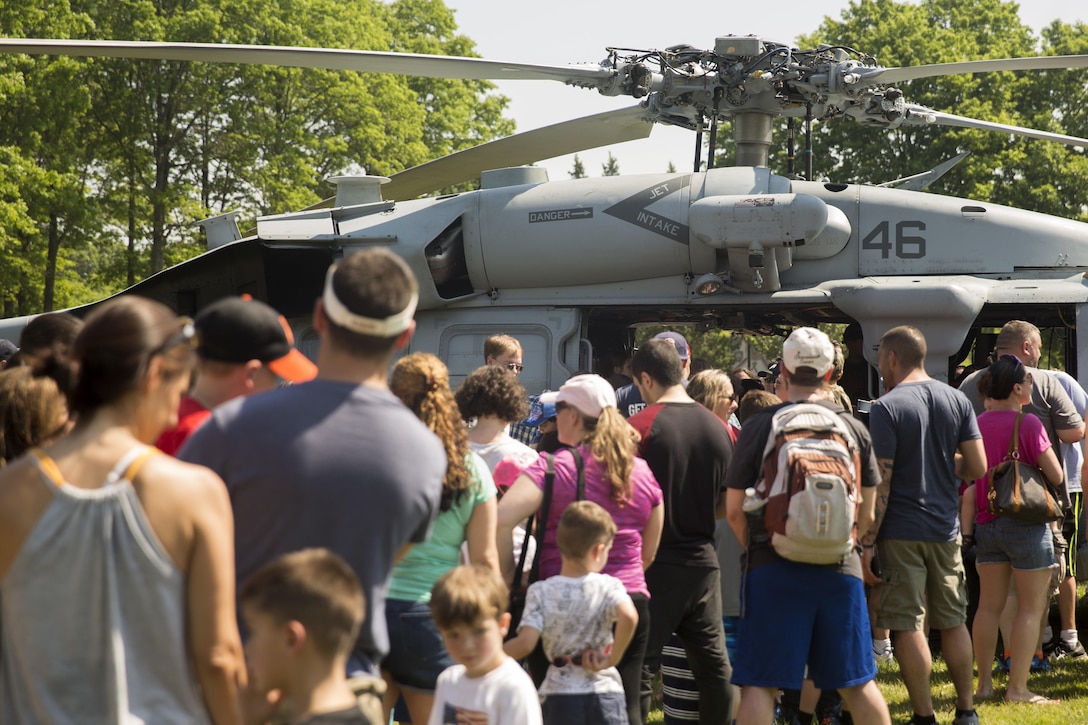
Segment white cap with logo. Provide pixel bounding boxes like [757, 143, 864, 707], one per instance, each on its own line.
[782, 327, 835, 377]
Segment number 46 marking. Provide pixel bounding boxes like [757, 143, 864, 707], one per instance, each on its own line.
[862, 220, 926, 259]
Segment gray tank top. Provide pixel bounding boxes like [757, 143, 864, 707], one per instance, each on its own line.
[1, 446, 210, 724]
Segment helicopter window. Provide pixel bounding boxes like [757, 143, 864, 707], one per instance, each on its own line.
[425, 220, 473, 300]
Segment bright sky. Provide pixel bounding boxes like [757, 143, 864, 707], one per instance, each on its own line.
[444, 0, 1082, 179]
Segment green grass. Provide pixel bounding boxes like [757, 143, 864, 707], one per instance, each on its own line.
[876, 654, 1088, 725]
[644, 655, 1088, 724]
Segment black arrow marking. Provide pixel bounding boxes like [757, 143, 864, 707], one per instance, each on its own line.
[603, 175, 692, 244]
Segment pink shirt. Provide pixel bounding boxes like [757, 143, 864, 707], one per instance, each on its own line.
[522, 445, 663, 597]
[973, 410, 1052, 525]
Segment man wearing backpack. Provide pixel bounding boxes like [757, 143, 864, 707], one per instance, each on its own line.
[863, 325, 987, 725]
[724, 327, 891, 725]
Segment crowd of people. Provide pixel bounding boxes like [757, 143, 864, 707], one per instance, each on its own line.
[0, 248, 1084, 725]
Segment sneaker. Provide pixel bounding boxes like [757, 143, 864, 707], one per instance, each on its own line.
[1049, 638, 1088, 660]
[873, 640, 894, 663]
[993, 654, 1010, 674]
[952, 711, 980, 725]
[1030, 654, 1052, 673]
[774, 705, 801, 725]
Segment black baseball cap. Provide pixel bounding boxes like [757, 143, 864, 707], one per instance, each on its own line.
[195, 297, 317, 383]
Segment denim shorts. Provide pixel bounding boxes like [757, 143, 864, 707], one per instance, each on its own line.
[381, 598, 454, 692]
[976, 517, 1055, 571]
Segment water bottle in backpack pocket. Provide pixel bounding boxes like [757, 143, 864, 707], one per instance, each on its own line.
[756, 403, 862, 565]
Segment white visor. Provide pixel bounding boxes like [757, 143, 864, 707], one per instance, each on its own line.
[322, 263, 418, 337]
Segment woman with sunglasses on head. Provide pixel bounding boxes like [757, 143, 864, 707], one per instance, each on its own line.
[966, 354, 1063, 705]
[0, 296, 244, 724]
[496, 374, 663, 725]
[383, 353, 500, 724]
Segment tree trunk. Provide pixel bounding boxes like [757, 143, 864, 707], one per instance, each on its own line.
[43, 214, 59, 312]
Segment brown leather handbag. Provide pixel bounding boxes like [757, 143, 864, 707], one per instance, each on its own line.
[986, 412, 1062, 523]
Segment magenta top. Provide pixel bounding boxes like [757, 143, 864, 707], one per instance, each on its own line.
[974, 409, 1053, 526]
[522, 445, 663, 596]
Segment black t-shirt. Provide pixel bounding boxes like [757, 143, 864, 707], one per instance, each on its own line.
[724, 400, 881, 577]
[628, 401, 734, 568]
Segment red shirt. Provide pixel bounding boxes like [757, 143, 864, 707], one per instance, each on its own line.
[155, 395, 211, 456]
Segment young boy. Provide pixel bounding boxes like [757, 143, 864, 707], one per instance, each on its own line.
[428, 564, 543, 725]
[504, 501, 638, 725]
[239, 548, 372, 725]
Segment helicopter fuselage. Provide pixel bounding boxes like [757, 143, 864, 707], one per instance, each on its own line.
[4, 165, 1087, 392]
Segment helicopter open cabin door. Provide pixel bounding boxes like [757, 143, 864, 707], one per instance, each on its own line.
[411, 307, 584, 393]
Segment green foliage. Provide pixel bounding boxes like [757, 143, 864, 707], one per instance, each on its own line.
[601, 152, 620, 176]
[0, 0, 514, 314]
[795, 0, 1088, 221]
[570, 154, 587, 179]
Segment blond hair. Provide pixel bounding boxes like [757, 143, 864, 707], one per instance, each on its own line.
[484, 334, 522, 360]
[578, 407, 640, 504]
[688, 369, 734, 415]
[430, 564, 509, 630]
[556, 501, 616, 559]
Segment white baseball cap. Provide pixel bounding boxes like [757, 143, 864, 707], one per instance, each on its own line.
[782, 327, 835, 377]
[540, 374, 617, 418]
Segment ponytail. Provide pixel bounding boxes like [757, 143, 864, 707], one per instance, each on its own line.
[580, 407, 640, 504]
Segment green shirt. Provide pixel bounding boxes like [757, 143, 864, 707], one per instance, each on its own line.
[387, 452, 495, 602]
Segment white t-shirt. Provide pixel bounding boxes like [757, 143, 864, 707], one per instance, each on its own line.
[470, 436, 537, 473]
[1052, 370, 1087, 494]
[428, 657, 542, 725]
[520, 573, 631, 695]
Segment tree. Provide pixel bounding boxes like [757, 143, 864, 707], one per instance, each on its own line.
[799, 0, 1088, 220]
[570, 155, 587, 179]
[0, 0, 516, 312]
[0, 2, 103, 314]
[602, 152, 620, 176]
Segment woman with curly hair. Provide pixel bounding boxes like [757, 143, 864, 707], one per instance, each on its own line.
[497, 374, 663, 724]
[455, 364, 536, 472]
[383, 352, 500, 724]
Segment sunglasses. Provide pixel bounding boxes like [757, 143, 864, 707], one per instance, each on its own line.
[551, 653, 584, 668]
[504, 362, 524, 374]
[150, 317, 198, 357]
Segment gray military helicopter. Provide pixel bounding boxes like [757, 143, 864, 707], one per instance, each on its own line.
[2, 36, 1088, 394]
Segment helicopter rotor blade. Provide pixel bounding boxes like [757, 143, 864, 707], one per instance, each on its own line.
[862, 54, 1088, 85]
[0, 38, 614, 86]
[384, 105, 653, 200]
[900, 105, 1088, 148]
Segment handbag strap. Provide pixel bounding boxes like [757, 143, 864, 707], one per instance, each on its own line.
[527, 453, 556, 586]
[1005, 411, 1024, 461]
[521, 448, 587, 587]
[570, 447, 586, 501]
